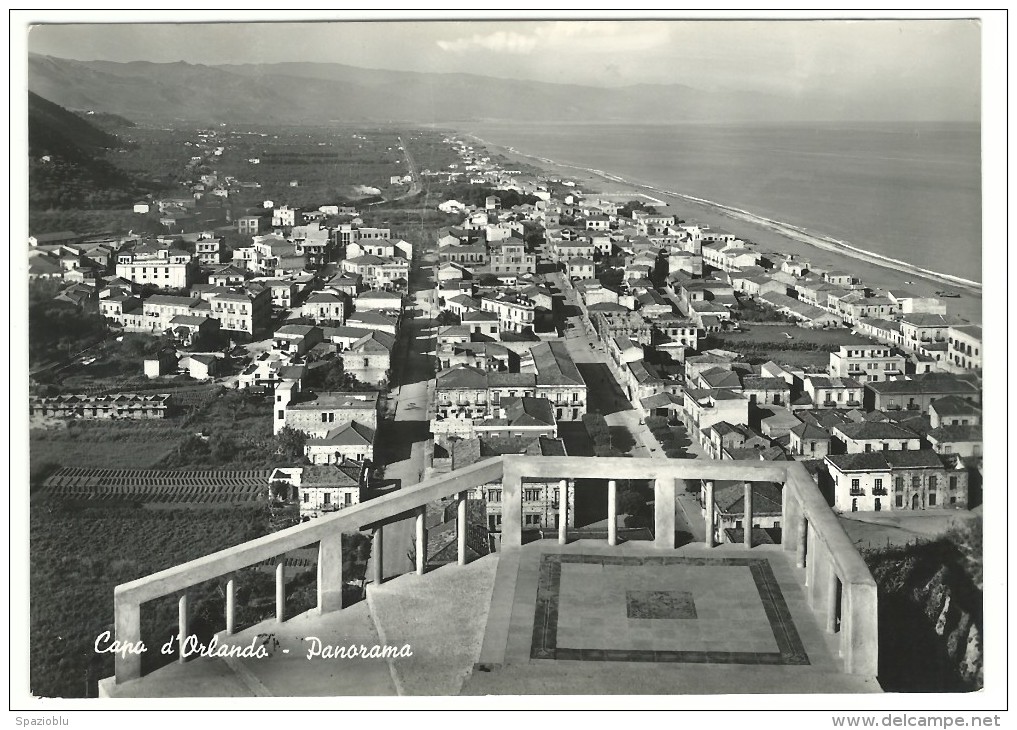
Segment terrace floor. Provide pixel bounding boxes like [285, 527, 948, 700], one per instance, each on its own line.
[102, 540, 880, 698]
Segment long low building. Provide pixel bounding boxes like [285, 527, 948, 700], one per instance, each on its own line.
[30, 393, 172, 419]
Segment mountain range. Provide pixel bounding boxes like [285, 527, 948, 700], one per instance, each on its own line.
[27, 53, 977, 126]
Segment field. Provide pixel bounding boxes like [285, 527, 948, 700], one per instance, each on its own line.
[29, 500, 274, 698]
[702, 324, 876, 370]
[30, 419, 187, 477]
[38, 467, 273, 506]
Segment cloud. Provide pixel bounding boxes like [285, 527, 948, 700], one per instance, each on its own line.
[437, 30, 538, 55]
[436, 21, 671, 56]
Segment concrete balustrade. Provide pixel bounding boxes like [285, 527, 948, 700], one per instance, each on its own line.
[744, 481, 754, 549]
[704, 479, 715, 548]
[558, 479, 568, 545]
[457, 491, 467, 566]
[106, 455, 878, 688]
[607, 480, 618, 546]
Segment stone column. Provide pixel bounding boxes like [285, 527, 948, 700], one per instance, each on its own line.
[796, 516, 808, 569]
[177, 593, 188, 664]
[826, 571, 840, 634]
[457, 491, 468, 566]
[558, 479, 568, 545]
[372, 526, 384, 586]
[113, 597, 141, 683]
[653, 477, 677, 550]
[501, 463, 523, 549]
[843, 582, 879, 676]
[607, 479, 618, 546]
[225, 577, 236, 635]
[704, 480, 715, 548]
[275, 558, 286, 622]
[743, 481, 754, 549]
[415, 507, 427, 575]
[317, 532, 343, 614]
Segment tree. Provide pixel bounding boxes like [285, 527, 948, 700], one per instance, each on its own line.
[274, 426, 307, 461]
[435, 310, 461, 326]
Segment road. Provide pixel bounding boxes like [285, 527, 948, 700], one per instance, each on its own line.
[367, 243, 437, 582]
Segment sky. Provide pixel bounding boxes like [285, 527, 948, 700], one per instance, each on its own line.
[25, 14, 981, 102]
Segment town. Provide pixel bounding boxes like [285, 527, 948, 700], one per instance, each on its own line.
[28, 123, 983, 699]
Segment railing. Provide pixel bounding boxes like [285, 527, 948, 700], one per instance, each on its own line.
[104, 455, 878, 690]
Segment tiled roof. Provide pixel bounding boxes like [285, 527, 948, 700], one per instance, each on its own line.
[832, 421, 919, 441]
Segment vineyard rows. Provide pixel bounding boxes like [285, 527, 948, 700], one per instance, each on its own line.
[41, 467, 273, 504]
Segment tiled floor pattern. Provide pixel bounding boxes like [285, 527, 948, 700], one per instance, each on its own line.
[499, 541, 841, 673]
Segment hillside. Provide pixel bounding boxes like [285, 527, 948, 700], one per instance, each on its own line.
[28, 90, 143, 213]
[29, 53, 960, 127]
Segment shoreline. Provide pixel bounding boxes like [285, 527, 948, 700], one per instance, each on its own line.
[468, 134, 982, 323]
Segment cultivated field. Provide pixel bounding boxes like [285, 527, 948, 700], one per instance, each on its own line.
[703, 324, 876, 370]
[39, 466, 273, 506]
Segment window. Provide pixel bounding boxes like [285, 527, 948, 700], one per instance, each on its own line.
[851, 479, 860, 489]
[912, 476, 921, 489]
[278, 410, 284, 419]
[874, 479, 883, 490]
[949, 476, 958, 489]
[895, 477, 904, 491]
[303, 493, 309, 503]
[344, 493, 352, 506]
[488, 489, 501, 503]
[524, 489, 541, 501]
[323, 493, 331, 505]
[928, 476, 937, 491]
[524, 514, 541, 526]
[864, 444, 872, 453]
[929, 493, 937, 507]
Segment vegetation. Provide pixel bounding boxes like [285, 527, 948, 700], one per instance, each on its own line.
[435, 311, 461, 327]
[30, 500, 273, 697]
[862, 521, 983, 692]
[440, 181, 539, 209]
[645, 415, 695, 459]
[582, 414, 628, 458]
[28, 293, 108, 367]
[617, 200, 657, 219]
[737, 297, 795, 324]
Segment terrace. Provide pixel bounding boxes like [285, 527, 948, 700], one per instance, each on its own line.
[99, 456, 879, 697]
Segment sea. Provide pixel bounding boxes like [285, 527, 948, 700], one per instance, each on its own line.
[459, 122, 982, 284]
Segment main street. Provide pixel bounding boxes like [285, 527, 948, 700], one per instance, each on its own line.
[367, 241, 437, 581]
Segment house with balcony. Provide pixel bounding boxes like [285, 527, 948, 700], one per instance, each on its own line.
[788, 422, 832, 460]
[203, 286, 271, 336]
[864, 372, 981, 414]
[301, 291, 347, 325]
[116, 245, 197, 289]
[474, 396, 558, 440]
[488, 239, 535, 275]
[946, 324, 982, 372]
[531, 341, 588, 423]
[830, 421, 922, 454]
[681, 387, 750, 451]
[826, 450, 968, 513]
[829, 345, 906, 383]
[899, 314, 960, 352]
[276, 463, 367, 519]
[340, 254, 410, 291]
[345, 311, 399, 336]
[803, 376, 864, 409]
[480, 292, 536, 334]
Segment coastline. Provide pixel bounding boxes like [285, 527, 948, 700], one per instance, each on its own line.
[468, 134, 983, 324]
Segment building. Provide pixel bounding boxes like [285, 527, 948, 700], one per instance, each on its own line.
[206, 287, 271, 335]
[946, 325, 982, 372]
[703, 481, 784, 544]
[275, 387, 380, 436]
[275, 464, 366, 519]
[567, 257, 595, 280]
[304, 423, 377, 466]
[301, 292, 346, 324]
[340, 255, 410, 291]
[452, 435, 573, 534]
[788, 422, 832, 460]
[237, 215, 261, 235]
[825, 451, 968, 513]
[29, 393, 172, 420]
[803, 376, 864, 409]
[829, 345, 906, 383]
[531, 341, 587, 422]
[340, 331, 395, 387]
[194, 234, 223, 266]
[488, 239, 535, 275]
[116, 246, 196, 289]
[474, 396, 558, 440]
[864, 373, 981, 414]
[830, 421, 922, 454]
[480, 293, 536, 334]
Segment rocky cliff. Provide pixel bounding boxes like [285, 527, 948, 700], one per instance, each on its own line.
[864, 522, 982, 692]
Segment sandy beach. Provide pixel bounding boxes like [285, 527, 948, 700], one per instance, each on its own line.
[470, 135, 983, 325]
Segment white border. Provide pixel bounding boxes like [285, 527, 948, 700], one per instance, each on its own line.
[7, 7, 1009, 721]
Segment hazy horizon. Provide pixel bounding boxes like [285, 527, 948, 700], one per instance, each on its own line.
[27, 18, 980, 123]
